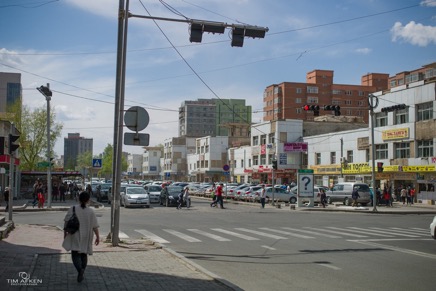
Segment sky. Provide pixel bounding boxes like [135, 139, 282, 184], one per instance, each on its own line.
[1, 0, 436, 158]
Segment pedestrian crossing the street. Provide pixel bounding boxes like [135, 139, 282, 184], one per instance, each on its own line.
[103, 226, 430, 245]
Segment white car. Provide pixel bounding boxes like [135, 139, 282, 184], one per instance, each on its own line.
[144, 185, 162, 203]
[431, 216, 436, 239]
[120, 185, 150, 208]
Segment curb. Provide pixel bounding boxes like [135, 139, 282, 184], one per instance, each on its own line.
[0, 220, 15, 240]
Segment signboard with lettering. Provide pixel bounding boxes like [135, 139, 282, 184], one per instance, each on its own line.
[283, 142, 308, 153]
[382, 128, 409, 141]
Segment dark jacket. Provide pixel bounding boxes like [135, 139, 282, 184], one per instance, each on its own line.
[352, 188, 360, 199]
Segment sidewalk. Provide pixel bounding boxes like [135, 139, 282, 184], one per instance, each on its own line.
[0, 224, 238, 291]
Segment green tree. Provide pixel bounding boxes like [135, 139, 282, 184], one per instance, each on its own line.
[99, 144, 128, 179]
[10, 104, 63, 171]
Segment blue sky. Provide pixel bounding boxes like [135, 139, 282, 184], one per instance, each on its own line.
[1, 0, 435, 157]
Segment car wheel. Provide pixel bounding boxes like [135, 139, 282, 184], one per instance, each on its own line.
[344, 197, 350, 206]
[290, 197, 297, 204]
[327, 197, 332, 204]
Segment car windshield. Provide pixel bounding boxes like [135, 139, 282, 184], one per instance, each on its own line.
[100, 183, 111, 190]
[166, 186, 183, 195]
[148, 186, 162, 192]
[355, 184, 370, 191]
[126, 187, 146, 194]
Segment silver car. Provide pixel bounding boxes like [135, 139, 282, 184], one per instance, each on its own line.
[144, 185, 162, 203]
[327, 182, 371, 206]
[121, 186, 150, 208]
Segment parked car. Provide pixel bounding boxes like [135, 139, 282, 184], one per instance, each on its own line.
[252, 187, 298, 203]
[120, 185, 150, 208]
[226, 184, 249, 200]
[241, 186, 263, 202]
[326, 182, 371, 206]
[144, 185, 162, 203]
[289, 185, 328, 204]
[160, 185, 186, 207]
[431, 216, 436, 239]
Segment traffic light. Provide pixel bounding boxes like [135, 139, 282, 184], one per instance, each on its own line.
[303, 105, 320, 116]
[9, 134, 19, 154]
[272, 160, 278, 170]
[323, 105, 341, 116]
[0, 136, 4, 155]
[381, 104, 406, 113]
[377, 162, 384, 173]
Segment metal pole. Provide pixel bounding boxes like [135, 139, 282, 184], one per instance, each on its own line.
[46, 83, 52, 208]
[8, 124, 14, 221]
[340, 138, 343, 178]
[369, 94, 378, 212]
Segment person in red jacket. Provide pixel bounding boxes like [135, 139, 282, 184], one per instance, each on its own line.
[210, 183, 225, 209]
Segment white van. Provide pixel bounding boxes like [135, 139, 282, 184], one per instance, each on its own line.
[327, 182, 371, 206]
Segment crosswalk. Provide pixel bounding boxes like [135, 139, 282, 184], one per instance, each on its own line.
[103, 226, 431, 244]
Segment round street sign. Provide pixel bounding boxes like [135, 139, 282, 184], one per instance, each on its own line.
[223, 164, 230, 171]
[124, 106, 149, 131]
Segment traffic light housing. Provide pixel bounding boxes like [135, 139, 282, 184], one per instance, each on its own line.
[37, 85, 52, 97]
[323, 105, 341, 116]
[303, 105, 320, 116]
[9, 134, 20, 154]
[377, 162, 384, 173]
[272, 160, 278, 170]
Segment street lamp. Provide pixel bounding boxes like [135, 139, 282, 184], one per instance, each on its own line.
[368, 94, 378, 212]
[37, 84, 53, 208]
[110, 0, 268, 246]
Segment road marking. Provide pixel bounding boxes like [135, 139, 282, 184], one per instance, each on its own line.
[261, 245, 276, 251]
[235, 228, 288, 240]
[118, 231, 129, 239]
[259, 227, 315, 239]
[305, 227, 368, 238]
[135, 229, 169, 244]
[163, 229, 202, 242]
[212, 228, 259, 240]
[281, 227, 341, 238]
[317, 263, 341, 270]
[410, 227, 430, 233]
[390, 227, 428, 236]
[368, 227, 419, 237]
[187, 229, 231, 241]
[352, 240, 436, 259]
[339, 227, 395, 237]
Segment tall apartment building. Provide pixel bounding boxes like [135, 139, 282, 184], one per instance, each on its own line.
[0, 72, 21, 113]
[388, 62, 436, 89]
[179, 98, 252, 138]
[63, 133, 93, 170]
[263, 70, 389, 123]
[142, 147, 162, 180]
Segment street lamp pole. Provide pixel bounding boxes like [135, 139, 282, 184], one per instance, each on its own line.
[369, 94, 378, 212]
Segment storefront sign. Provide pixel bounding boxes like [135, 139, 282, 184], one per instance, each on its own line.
[382, 128, 409, 141]
[283, 142, 308, 152]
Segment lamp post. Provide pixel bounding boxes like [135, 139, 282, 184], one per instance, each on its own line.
[368, 94, 378, 212]
[37, 83, 53, 208]
[110, 0, 269, 246]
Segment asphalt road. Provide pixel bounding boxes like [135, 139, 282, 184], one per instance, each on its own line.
[11, 198, 436, 291]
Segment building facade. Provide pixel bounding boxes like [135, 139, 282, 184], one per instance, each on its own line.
[0, 72, 21, 113]
[63, 133, 93, 170]
[263, 70, 389, 123]
[162, 136, 196, 181]
[142, 147, 162, 180]
[127, 153, 143, 178]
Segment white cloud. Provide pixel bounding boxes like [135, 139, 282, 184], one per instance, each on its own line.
[355, 48, 372, 54]
[421, 0, 436, 7]
[391, 21, 436, 47]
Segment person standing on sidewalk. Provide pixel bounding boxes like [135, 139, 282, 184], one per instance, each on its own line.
[260, 184, 266, 209]
[62, 191, 100, 283]
[320, 188, 327, 208]
[3, 187, 9, 212]
[59, 182, 67, 202]
[210, 183, 225, 209]
[351, 187, 360, 207]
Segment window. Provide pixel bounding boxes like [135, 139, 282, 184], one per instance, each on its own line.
[296, 88, 302, 93]
[307, 96, 319, 104]
[395, 142, 410, 158]
[260, 154, 266, 165]
[376, 144, 388, 159]
[345, 90, 352, 96]
[345, 100, 352, 105]
[346, 150, 353, 163]
[417, 102, 433, 121]
[375, 112, 388, 127]
[330, 152, 336, 164]
[253, 156, 259, 166]
[394, 108, 408, 124]
[307, 86, 318, 94]
[332, 90, 342, 95]
[253, 136, 259, 145]
[315, 153, 321, 165]
[425, 68, 436, 78]
[268, 154, 274, 164]
[358, 91, 364, 96]
[268, 133, 274, 144]
[261, 135, 266, 145]
[295, 98, 302, 104]
[417, 140, 433, 157]
[296, 108, 302, 114]
[240, 159, 244, 168]
[357, 100, 364, 106]
[390, 80, 397, 87]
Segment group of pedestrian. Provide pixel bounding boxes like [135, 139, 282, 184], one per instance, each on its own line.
[210, 182, 225, 209]
[177, 186, 190, 209]
[32, 180, 46, 208]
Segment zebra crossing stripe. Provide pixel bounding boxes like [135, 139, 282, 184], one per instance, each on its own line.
[212, 228, 259, 240]
[118, 231, 129, 239]
[259, 227, 315, 239]
[334, 227, 395, 237]
[163, 229, 202, 242]
[187, 229, 231, 241]
[281, 227, 341, 238]
[135, 229, 169, 244]
[305, 227, 368, 238]
[391, 227, 428, 235]
[235, 228, 288, 240]
[368, 227, 419, 237]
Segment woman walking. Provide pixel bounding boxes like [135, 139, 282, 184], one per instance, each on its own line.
[62, 191, 100, 283]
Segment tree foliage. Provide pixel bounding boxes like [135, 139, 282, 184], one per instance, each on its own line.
[11, 103, 63, 171]
[99, 144, 128, 179]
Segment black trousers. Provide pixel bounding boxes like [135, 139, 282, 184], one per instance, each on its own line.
[71, 251, 88, 273]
